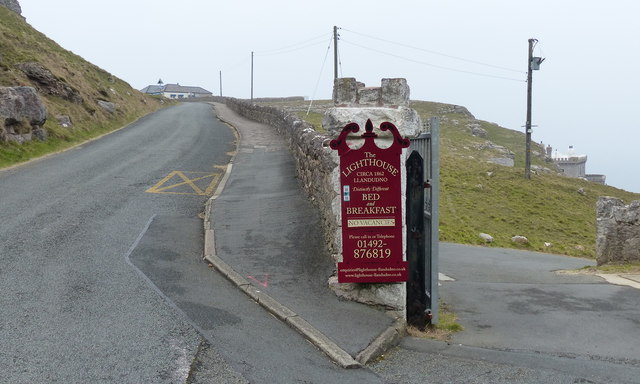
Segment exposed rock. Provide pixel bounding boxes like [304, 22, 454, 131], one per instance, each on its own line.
[57, 115, 72, 127]
[0, 86, 47, 143]
[479, 233, 494, 243]
[0, 0, 21, 15]
[511, 235, 529, 244]
[577, 188, 586, 196]
[32, 127, 47, 141]
[531, 165, 554, 174]
[596, 197, 640, 265]
[97, 100, 116, 113]
[488, 157, 514, 167]
[468, 122, 487, 138]
[17, 62, 83, 104]
[437, 104, 475, 119]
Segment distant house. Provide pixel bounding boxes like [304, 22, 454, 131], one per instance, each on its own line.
[140, 83, 213, 99]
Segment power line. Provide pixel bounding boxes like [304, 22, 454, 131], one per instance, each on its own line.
[341, 27, 525, 74]
[341, 39, 525, 82]
[307, 35, 334, 115]
[253, 33, 331, 56]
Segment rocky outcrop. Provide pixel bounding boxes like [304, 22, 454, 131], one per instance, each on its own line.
[97, 100, 116, 113]
[0, 0, 21, 15]
[596, 197, 640, 265]
[17, 62, 82, 104]
[0, 86, 47, 143]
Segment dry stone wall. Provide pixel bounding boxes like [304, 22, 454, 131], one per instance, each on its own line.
[213, 78, 422, 312]
[214, 97, 342, 259]
[596, 197, 640, 265]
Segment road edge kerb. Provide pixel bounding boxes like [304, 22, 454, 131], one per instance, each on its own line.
[355, 317, 406, 365]
[596, 273, 640, 289]
[202, 251, 362, 369]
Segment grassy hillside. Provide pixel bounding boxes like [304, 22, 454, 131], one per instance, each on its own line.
[0, 6, 164, 167]
[258, 99, 640, 259]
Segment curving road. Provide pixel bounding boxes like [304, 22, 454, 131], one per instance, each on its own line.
[0, 103, 389, 383]
[0, 103, 236, 382]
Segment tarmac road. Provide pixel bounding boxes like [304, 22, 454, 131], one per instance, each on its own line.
[0, 103, 388, 383]
[0, 103, 239, 382]
[370, 243, 640, 384]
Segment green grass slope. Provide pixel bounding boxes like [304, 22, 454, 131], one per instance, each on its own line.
[260, 99, 640, 259]
[411, 101, 640, 258]
[0, 6, 164, 167]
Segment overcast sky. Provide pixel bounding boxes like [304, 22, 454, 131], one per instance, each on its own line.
[19, 0, 640, 193]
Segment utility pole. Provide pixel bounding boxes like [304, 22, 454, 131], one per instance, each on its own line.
[333, 26, 339, 80]
[525, 38, 544, 179]
[251, 51, 254, 103]
[219, 70, 222, 97]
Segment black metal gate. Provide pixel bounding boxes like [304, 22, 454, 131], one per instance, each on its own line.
[406, 117, 440, 326]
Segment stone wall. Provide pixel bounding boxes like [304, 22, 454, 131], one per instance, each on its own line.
[596, 197, 640, 265]
[212, 80, 422, 311]
[210, 78, 423, 312]
[214, 97, 342, 259]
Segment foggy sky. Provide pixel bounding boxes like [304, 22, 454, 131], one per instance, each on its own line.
[18, 0, 640, 193]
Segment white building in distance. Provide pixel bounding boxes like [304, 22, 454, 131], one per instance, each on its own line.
[140, 82, 212, 99]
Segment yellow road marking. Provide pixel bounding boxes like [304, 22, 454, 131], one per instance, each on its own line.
[146, 171, 221, 196]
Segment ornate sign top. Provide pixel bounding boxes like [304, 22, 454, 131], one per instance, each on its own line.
[329, 119, 410, 155]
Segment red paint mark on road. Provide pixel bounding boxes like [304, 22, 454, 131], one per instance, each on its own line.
[247, 273, 269, 288]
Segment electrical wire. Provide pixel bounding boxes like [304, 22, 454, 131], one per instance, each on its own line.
[253, 32, 331, 56]
[341, 39, 525, 82]
[341, 27, 525, 74]
[306, 35, 334, 115]
[221, 56, 250, 74]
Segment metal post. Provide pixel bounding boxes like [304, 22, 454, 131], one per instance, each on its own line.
[525, 38, 535, 179]
[429, 117, 440, 325]
[219, 70, 222, 97]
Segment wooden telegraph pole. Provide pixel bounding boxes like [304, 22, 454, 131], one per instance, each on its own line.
[525, 38, 535, 179]
[525, 38, 543, 179]
[333, 26, 339, 80]
[250, 51, 254, 103]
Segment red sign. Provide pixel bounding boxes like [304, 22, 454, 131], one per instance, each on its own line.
[330, 119, 410, 283]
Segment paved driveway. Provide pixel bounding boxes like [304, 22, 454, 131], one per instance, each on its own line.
[439, 243, 640, 362]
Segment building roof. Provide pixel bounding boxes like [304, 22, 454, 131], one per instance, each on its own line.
[140, 85, 165, 94]
[140, 83, 213, 95]
[161, 84, 212, 95]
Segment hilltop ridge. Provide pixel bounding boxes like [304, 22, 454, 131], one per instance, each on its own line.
[0, 4, 163, 165]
